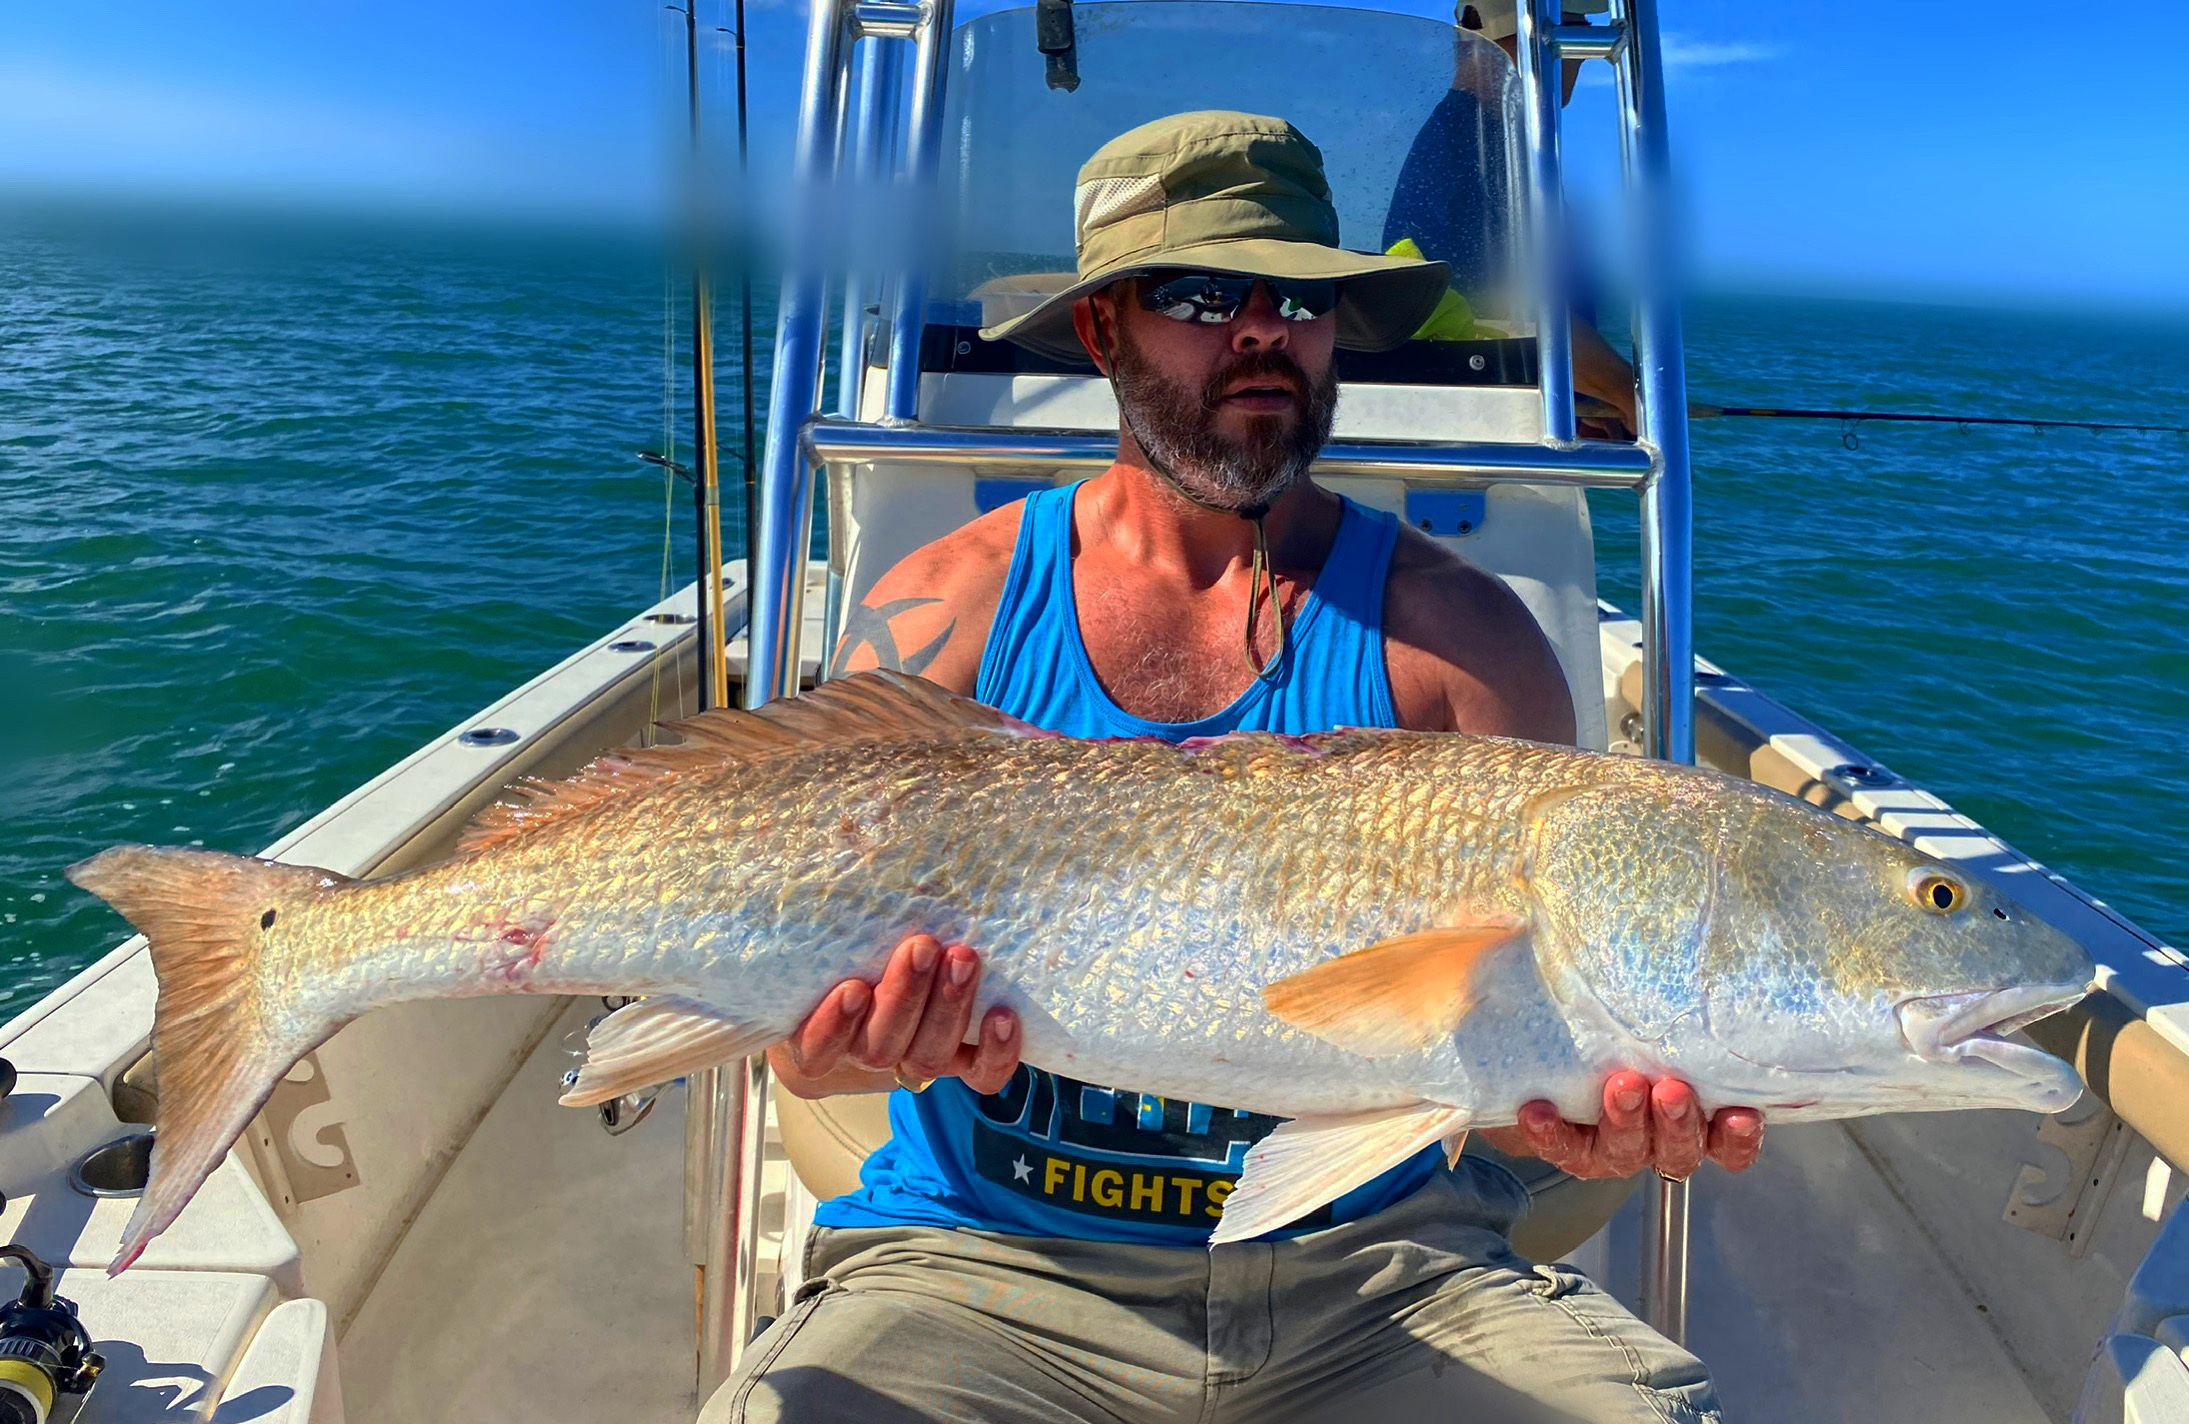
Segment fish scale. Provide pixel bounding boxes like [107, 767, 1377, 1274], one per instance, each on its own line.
[67, 670, 2094, 1265]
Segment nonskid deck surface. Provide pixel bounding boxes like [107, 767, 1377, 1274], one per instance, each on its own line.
[339, 999, 698, 1423]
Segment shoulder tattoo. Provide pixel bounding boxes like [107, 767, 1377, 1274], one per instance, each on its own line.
[829, 595, 957, 677]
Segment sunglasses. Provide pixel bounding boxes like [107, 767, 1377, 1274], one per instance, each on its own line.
[1136, 270, 1340, 326]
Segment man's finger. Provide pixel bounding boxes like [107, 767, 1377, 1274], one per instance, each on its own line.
[902, 944, 981, 1078]
[955, 1009, 1021, 1096]
[1595, 1072, 1653, 1177]
[1649, 1077, 1707, 1180]
[851, 935, 942, 1069]
[1707, 1108, 1765, 1172]
[786, 979, 870, 1075]
[1518, 1100, 1588, 1172]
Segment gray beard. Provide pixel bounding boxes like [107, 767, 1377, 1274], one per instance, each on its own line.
[1110, 329, 1339, 516]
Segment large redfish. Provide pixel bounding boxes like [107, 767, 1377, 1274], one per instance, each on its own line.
[69, 671, 2093, 1268]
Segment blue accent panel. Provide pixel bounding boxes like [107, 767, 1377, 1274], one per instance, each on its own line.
[975, 477, 1048, 514]
[1078, 1084, 1116, 1125]
[1405, 488, 1487, 538]
[1137, 1093, 1165, 1129]
[1187, 1101, 1213, 1135]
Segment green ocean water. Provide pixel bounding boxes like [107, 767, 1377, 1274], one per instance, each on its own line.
[3, 208, 2185, 1015]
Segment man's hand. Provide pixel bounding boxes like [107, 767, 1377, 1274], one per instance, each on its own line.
[1478, 1071, 1764, 1180]
[769, 934, 1021, 1100]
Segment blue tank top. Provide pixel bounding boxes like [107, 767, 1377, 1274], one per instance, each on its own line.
[813, 481, 1446, 1244]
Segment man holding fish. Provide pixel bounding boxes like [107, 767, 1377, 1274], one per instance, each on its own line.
[732, 111, 1750, 1422]
[71, 109, 2090, 1424]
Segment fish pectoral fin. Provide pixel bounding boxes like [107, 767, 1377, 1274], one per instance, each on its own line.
[1260, 924, 1524, 1058]
[560, 996, 779, 1107]
[1211, 1103, 1472, 1246]
[1443, 1127, 1471, 1169]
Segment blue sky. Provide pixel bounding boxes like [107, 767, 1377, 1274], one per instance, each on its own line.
[3, 1, 2185, 303]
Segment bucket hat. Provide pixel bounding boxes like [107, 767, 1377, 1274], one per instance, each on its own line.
[977, 111, 1451, 364]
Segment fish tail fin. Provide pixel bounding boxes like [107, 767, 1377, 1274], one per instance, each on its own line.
[66, 846, 352, 1273]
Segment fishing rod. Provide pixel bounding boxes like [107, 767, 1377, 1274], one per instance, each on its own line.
[675, 0, 731, 711]
[1701, 404, 2189, 451]
[731, 0, 758, 639]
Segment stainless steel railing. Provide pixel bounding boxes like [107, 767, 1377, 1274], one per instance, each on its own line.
[1608, 0, 1699, 1345]
[804, 419, 1656, 487]
[1512, 0, 1701, 1344]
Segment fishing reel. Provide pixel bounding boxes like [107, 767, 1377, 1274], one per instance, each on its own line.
[0, 1246, 102, 1424]
[561, 998, 660, 1137]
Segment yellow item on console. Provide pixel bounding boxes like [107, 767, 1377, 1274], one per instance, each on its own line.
[1386, 237, 1477, 341]
[0, 1358, 56, 1423]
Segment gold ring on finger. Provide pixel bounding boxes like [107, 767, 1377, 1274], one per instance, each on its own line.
[893, 1068, 933, 1094]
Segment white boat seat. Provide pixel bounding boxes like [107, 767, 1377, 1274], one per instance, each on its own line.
[775, 1089, 1633, 1263]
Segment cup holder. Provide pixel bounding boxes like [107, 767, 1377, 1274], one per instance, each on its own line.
[69, 1132, 155, 1197]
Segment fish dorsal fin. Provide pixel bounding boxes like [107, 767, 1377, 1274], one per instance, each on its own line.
[659, 669, 1047, 755]
[456, 672, 1045, 855]
[1260, 923, 1524, 1059]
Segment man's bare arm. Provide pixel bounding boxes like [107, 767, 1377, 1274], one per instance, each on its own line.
[829, 596, 957, 680]
[817, 506, 1019, 693]
[1380, 525, 1576, 742]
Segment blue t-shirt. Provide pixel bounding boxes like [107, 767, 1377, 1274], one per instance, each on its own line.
[813, 483, 1452, 1244]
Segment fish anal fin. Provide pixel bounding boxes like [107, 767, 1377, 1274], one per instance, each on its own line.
[1260, 923, 1524, 1058]
[559, 996, 780, 1107]
[456, 672, 1049, 855]
[1211, 1102, 1471, 1246]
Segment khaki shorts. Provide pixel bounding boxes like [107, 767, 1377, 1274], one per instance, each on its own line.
[705, 1165, 1717, 1423]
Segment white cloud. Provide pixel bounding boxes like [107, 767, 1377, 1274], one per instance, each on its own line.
[1660, 35, 1783, 68]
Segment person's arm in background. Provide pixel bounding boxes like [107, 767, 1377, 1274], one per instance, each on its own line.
[1573, 319, 1638, 438]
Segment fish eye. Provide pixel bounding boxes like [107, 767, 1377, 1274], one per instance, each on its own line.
[1908, 871, 1966, 915]
[260, 909, 277, 930]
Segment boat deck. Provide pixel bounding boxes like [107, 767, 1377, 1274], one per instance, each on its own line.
[341, 1000, 700, 1422]
[7, 579, 2176, 1423]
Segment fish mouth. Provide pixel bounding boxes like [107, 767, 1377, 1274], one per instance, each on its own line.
[1897, 983, 2090, 1108]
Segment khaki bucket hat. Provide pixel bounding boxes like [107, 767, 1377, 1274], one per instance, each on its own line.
[977, 111, 1451, 365]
